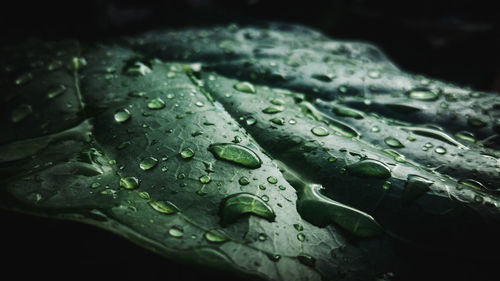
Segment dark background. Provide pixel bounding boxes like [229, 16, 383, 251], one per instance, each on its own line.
[1, 1, 499, 280]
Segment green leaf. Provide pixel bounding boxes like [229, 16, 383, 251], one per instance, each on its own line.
[2, 23, 500, 281]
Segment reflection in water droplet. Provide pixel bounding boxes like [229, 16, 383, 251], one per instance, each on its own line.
[204, 229, 228, 243]
[148, 200, 179, 214]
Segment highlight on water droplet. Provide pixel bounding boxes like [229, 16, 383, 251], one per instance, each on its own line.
[208, 143, 262, 169]
[46, 84, 67, 99]
[168, 225, 184, 238]
[114, 108, 131, 123]
[148, 200, 180, 214]
[180, 148, 195, 159]
[139, 157, 158, 170]
[233, 81, 256, 94]
[311, 126, 329, 136]
[146, 97, 166, 109]
[120, 176, 140, 190]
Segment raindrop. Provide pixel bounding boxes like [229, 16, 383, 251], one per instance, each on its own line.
[114, 108, 131, 123]
[234, 82, 256, 94]
[139, 157, 158, 170]
[46, 85, 67, 99]
[208, 143, 262, 169]
[180, 148, 195, 159]
[11, 104, 32, 123]
[146, 98, 166, 109]
[120, 177, 139, 190]
[384, 137, 404, 148]
[311, 126, 329, 136]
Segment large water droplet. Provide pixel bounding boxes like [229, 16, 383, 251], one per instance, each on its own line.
[233, 82, 256, 94]
[148, 200, 179, 214]
[11, 104, 32, 123]
[219, 192, 275, 225]
[346, 159, 391, 179]
[114, 108, 131, 123]
[208, 143, 262, 169]
[311, 126, 329, 136]
[139, 157, 158, 170]
[146, 98, 166, 109]
[384, 137, 404, 148]
[120, 176, 139, 190]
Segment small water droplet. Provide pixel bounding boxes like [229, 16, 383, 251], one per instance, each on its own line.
[138, 191, 150, 200]
[270, 117, 285, 125]
[120, 177, 139, 190]
[204, 229, 228, 243]
[262, 106, 284, 114]
[371, 126, 380, 133]
[234, 82, 256, 94]
[261, 195, 269, 202]
[297, 254, 316, 267]
[195, 101, 204, 107]
[367, 70, 381, 79]
[382, 181, 392, 190]
[434, 146, 446, 154]
[11, 104, 32, 123]
[14, 72, 33, 85]
[311, 73, 335, 82]
[293, 224, 304, 231]
[278, 185, 286, 190]
[311, 126, 329, 136]
[270, 98, 285, 105]
[407, 89, 439, 101]
[199, 175, 211, 184]
[123, 60, 152, 76]
[114, 108, 131, 123]
[46, 85, 67, 99]
[146, 98, 166, 109]
[239, 176, 250, 185]
[297, 233, 305, 241]
[246, 117, 257, 126]
[148, 200, 179, 214]
[384, 137, 404, 148]
[267, 176, 278, 184]
[139, 157, 158, 170]
[328, 156, 337, 163]
[259, 185, 266, 190]
[333, 106, 364, 119]
[90, 182, 101, 189]
[258, 233, 267, 241]
[168, 225, 184, 238]
[467, 117, 486, 128]
[288, 119, 297, 125]
[232, 136, 242, 143]
[347, 159, 391, 179]
[180, 148, 195, 159]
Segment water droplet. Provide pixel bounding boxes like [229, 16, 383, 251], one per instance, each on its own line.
[46, 84, 67, 99]
[234, 82, 256, 94]
[289, 119, 297, 125]
[407, 89, 439, 101]
[311, 73, 335, 82]
[467, 117, 486, 128]
[47, 60, 63, 71]
[204, 229, 228, 243]
[232, 136, 242, 143]
[270, 117, 285, 125]
[267, 254, 281, 262]
[195, 101, 204, 107]
[139, 157, 158, 170]
[70, 57, 87, 72]
[148, 200, 179, 214]
[114, 108, 131, 123]
[434, 146, 446, 154]
[239, 176, 250, 185]
[177, 173, 186, 180]
[346, 159, 391, 179]
[384, 137, 404, 148]
[199, 175, 211, 184]
[120, 177, 139, 190]
[278, 185, 286, 190]
[371, 126, 380, 133]
[180, 148, 195, 159]
[219, 192, 275, 225]
[262, 106, 284, 114]
[311, 126, 329, 136]
[267, 176, 278, 184]
[259, 185, 266, 190]
[270, 98, 285, 105]
[402, 127, 467, 149]
[14, 72, 33, 85]
[208, 143, 262, 169]
[297, 233, 305, 241]
[333, 106, 364, 119]
[258, 233, 267, 241]
[455, 131, 476, 143]
[293, 224, 304, 231]
[297, 254, 316, 267]
[367, 70, 380, 79]
[458, 179, 487, 191]
[11, 104, 32, 123]
[138, 191, 150, 200]
[328, 156, 337, 163]
[474, 195, 483, 203]
[382, 181, 392, 190]
[117, 141, 130, 150]
[246, 117, 257, 126]
[168, 225, 184, 238]
[90, 182, 101, 189]
[261, 195, 269, 202]
[123, 60, 152, 76]
[402, 175, 433, 202]
[146, 98, 166, 109]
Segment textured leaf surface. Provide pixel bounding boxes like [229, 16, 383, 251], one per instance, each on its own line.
[2, 23, 500, 280]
